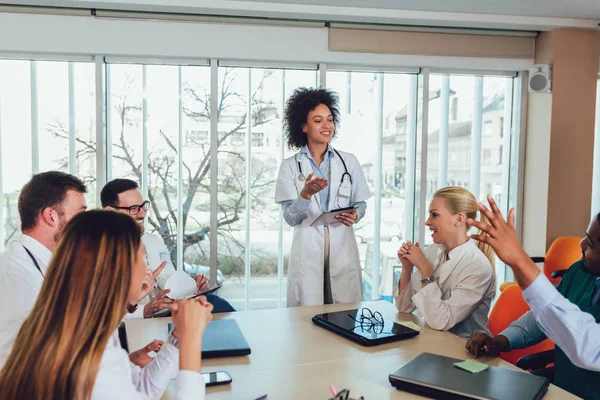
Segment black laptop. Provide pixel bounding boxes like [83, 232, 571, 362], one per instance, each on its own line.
[169, 319, 251, 359]
[311, 308, 419, 346]
[389, 352, 550, 400]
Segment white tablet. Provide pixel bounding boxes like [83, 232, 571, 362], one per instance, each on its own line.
[310, 205, 360, 227]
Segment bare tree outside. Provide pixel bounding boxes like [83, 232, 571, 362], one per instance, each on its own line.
[24, 67, 280, 279]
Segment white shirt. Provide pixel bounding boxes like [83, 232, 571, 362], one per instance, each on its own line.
[126, 232, 178, 319]
[142, 231, 177, 294]
[0, 234, 204, 399]
[0, 235, 52, 368]
[523, 272, 600, 371]
[92, 330, 205, 400]
[393, 240, 496, 338]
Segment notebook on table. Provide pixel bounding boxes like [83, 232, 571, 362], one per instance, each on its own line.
[311, 308, 419, 346]
[169, 319, 251, 358]
[389, 352, 549, 400]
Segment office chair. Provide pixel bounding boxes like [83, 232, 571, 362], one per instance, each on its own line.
[499, 236, 582, 291]
[515, 349, 555, 382]
[488, 284, 554, 366]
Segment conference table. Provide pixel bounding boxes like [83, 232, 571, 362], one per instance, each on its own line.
[124, 300, 576, 399]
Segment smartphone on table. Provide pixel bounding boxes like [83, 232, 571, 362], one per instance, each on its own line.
[202, 371, 232, 387]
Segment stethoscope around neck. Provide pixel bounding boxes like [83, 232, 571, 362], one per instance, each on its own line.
[296, 148, 352, 187]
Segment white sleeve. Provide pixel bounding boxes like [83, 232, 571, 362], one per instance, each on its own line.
[177, 371, 206, 400]
[151, 235, 176, 291]
[393, 245, 435, 314]
[0, 271, 41, 368]
[412, 258, 493, 331]
[274, 159, 298, 204]
[393, 273, 417, 313]
[524, 273, 600, 371]
[92, 333, 204, 400]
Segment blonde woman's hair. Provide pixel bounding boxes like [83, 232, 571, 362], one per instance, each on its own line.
[0, 210, 141, 400]
[433, 186, 495, 269]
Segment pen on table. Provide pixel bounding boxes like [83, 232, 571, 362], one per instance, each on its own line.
[254, 395, 267, 400]
[329, 384, 337, 397]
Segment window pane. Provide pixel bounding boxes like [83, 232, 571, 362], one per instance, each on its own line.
[216, 67, 317, 311]
[108, 64, 143, 183]
[37, 62, 69, 174]
[0, 60, 95, 250]
[479, 77, 509, 204]
[423, 74, 516, 284]
[108, 64, 196, 272]
[0, 60, 32, 248]
[328, 70, 416, 301]
[145, 65, 180, 267]
[73, 63, 97, 202]
[216, 66, 249, 311]
[38, 61, 97, 203]
[181, 66, 213, 292]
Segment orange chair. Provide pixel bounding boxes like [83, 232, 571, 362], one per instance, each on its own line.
[488, 284, 554, 366]
[540, 236, 582, 285]
[499, 236, 582, 291]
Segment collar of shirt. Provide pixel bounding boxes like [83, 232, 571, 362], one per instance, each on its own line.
[429, 240, 474, 274]
[19, 234, 52, 274]
[298, 145, 334, 163]
[446, 240, 472, 260]
[427, 240, 488, 288]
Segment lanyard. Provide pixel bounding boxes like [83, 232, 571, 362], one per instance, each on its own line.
[22, 245, 44, 277]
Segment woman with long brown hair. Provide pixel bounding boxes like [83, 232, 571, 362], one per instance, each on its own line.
[394, 186, 496, 339]
[0, 210, 213, 399]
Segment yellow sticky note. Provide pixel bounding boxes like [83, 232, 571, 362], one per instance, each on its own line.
[454, 359, 489, 374]
[397, 321, 421, 332]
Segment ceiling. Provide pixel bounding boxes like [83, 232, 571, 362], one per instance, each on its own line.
[2, 0, 600, 31]
[249, 0, 600, 21]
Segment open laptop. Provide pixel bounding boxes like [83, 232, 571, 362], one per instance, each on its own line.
[389, 352, 550, 400]
[312, 308, 419, 346]
[169, 319, 251, 358]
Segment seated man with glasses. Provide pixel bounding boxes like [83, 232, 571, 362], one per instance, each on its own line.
[101, 179, 235, 317]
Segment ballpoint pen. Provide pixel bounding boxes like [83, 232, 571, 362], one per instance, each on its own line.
[329, 384, 337, 397]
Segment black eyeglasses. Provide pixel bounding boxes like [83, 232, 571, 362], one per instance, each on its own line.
[348, 307, 385, 334]
[111, 200, 150, 215]
[329, 388, 364, 400]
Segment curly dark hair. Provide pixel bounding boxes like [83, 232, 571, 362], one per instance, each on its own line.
[283, 87, 340, 149]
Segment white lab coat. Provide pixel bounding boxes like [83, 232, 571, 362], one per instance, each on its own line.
[274, 148, 370, 307]
[393, 241, 496, 338]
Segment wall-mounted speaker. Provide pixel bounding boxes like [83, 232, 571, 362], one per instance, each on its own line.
[528, 64, 552, 93]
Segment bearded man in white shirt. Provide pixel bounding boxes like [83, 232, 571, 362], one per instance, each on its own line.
[0, 171, 88, 367]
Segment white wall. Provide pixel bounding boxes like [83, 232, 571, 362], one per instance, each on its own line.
[0, 12, 533, 71]
[6, 0, 600, 30]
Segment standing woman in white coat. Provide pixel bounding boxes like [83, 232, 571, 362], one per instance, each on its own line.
[393, 186, 496, 338]
[275, 87, 370, 307]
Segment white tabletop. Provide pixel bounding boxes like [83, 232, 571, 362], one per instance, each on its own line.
[124, 300, 576, 400]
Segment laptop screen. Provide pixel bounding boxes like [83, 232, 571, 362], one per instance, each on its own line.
[316, 309, 419, 341]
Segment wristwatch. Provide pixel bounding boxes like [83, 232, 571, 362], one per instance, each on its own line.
[127, 303, 138, 313]
[420, 275, 435, 285]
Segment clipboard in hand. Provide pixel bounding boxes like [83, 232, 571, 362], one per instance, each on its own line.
[310, 205, 359, 227]
[186, 284, 223, 299]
